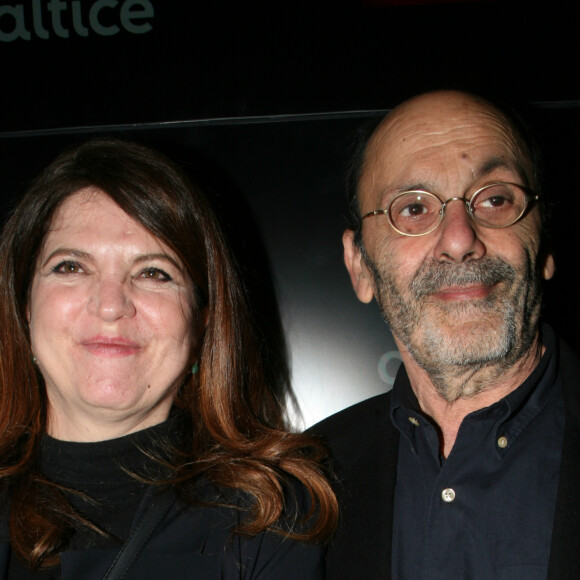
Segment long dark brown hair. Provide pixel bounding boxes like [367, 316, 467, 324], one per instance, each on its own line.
[0, 138, 337, 569]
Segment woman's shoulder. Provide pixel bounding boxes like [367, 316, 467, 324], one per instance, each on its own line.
[0, 491, 10, 542]
[175, 474, 315, 533]
[119, 482, 325, 580]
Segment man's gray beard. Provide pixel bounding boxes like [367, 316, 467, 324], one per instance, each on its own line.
[361, 247, 542, 402]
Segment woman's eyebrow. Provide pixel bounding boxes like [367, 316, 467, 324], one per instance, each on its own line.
[41, 250, 183, 273]
[41, 248, 91, 268]
[132, 253, 183, 272]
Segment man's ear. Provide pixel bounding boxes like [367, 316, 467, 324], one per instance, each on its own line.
[343, 229, 374, 304]
[542, 252, 556, 281]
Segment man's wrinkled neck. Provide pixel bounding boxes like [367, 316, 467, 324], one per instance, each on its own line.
[394, 332, 545, 458]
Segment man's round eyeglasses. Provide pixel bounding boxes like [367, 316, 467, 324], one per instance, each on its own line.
[360, 182, 539, 237]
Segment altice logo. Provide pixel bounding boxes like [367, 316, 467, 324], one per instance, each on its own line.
[378, 350, 402, 387]
[0, 0, 154, 42]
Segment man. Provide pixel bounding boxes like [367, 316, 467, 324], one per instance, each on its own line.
[314, 91, 580, 579]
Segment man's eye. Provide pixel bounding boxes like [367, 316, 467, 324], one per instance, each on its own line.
[479, 195, 511, 208]
[139, 268, 172, 282]
[400, 203, 428, 217]
[52, 261, 83, 274]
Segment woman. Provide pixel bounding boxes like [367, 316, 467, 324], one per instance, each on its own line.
[0, 139, 337, 579]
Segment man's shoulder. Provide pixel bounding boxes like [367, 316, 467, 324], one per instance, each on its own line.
[310, 393, 398, 578]
[556, 337, 580, 418]
[559, 338, 580, 375]
[312, 392, 391, 436]
[310, 393, 395, 463]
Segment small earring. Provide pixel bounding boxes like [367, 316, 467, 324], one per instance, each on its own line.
[32, 354, 38, 365]
[191, 362, 199, 375]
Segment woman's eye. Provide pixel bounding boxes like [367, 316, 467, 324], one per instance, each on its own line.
[139, 268, 172, 282]
[52, 261, 83, 274]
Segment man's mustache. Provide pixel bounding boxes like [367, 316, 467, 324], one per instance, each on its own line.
[411, 257, 517, 299]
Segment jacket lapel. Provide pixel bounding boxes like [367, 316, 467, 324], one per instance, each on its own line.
[548, 340, 580, 579]
[320, 393, 399, 579]
[0, 542, 10, 580]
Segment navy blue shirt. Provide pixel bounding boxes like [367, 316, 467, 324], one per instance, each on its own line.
[391, 326, 564, 580]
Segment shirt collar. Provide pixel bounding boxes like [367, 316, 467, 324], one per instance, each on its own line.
[390, 324, 559, 455]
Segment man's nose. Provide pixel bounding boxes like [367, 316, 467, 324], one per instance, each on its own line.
[432, 198, 486, 263]
[86, 278, 136, 321]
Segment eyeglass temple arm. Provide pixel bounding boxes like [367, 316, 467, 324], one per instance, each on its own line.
[361, 209, 388, 220]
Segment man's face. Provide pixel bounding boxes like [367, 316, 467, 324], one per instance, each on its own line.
[344, 92, 555, 401]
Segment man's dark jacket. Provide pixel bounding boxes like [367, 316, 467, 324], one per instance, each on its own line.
[313, 340, 580, 579]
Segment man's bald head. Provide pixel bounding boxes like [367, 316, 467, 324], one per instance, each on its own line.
[346, 91, 543, 246]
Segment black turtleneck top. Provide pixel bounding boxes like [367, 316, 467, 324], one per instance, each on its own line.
[8, 414, 179, 579]
[2, 413, 324, 579]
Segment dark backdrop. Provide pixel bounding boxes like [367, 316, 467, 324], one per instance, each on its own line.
[1, 1, 579, 426]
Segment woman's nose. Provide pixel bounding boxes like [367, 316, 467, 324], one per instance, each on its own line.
[86, 278, 136, 321]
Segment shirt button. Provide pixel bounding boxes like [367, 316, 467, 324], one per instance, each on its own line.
[408, 416, 420, 426]
[497, 436, 508, 448]
[441, 488, 456, 503]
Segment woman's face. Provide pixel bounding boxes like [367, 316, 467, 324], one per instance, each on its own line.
[28, 188, 196, 441]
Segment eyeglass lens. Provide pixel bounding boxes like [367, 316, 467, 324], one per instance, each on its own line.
[388, 183, 528, 235]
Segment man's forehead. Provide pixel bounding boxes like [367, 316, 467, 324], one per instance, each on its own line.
[369, 92, 518, 162]
[359, 92, 527, 199]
